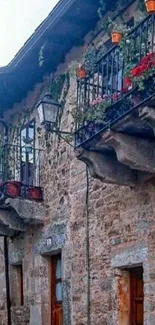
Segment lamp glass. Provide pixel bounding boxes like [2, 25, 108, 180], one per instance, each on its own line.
[37, 103, 44, 125]
[44, 102, 59, 125]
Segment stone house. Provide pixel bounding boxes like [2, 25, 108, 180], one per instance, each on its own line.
[0, 0, 154, 324]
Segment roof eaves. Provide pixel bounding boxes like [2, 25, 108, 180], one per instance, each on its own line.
[3, 0, 76, 71]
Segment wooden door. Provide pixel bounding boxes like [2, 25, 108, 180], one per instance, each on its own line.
[51, 255, 63, 325]
[130, 267, 144, 325]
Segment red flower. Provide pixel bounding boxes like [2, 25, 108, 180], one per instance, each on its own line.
[112, 93, 119, 101]
[140, 52, 155, 69]
[131, 66, 143, 77]
[125, 77, 132, 87]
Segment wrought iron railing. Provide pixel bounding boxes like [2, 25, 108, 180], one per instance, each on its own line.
[0, 144, 44, 187]
[75, 15, 155, 147]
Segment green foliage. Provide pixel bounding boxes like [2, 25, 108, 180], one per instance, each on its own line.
[50, 74, 67, 101]
[86, 101, 111, 121]
[108, 17, 129, 34]
[39, 44, 45, 67]
[83, 44, 97, 74]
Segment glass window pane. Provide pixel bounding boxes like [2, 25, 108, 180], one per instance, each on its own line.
[56, 282, 62, 302]
[28, 122, 34, 139]
[56, 258, 62, 279]
[21, 128, 26, 146]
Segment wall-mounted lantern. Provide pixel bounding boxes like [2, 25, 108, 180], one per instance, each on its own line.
[36, 93, 73, 136]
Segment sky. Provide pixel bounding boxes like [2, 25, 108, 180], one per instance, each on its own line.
[0, 0, 59, 66]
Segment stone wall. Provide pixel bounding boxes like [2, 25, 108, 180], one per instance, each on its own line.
[0, 238, 7, 325]
[1, 1, 155, 325]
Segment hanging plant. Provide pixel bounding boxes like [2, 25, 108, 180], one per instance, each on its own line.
[83, 44, 97, 74]
[38, 44, 45, 67]
[108, 18, 129, 44]
[50, 73, 67, 101]
[76, 65, 87, 79]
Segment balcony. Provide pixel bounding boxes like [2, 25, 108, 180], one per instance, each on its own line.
[0, 144, 44, 237]
[75, 15, 155, 186]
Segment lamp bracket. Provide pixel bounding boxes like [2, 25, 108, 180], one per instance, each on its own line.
[44, 123, 73, 136]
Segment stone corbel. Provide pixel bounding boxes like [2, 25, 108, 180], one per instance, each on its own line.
[75, 147, 136, 186]
[0, 221, 16, 237]
[0, 207, 27, 232]
[138, 106, 155, 135]
[5, 198, 44, 225]
[103, 130, 155, 173]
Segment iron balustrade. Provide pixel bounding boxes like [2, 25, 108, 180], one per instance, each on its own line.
[0, 144, 44, 187]
[75, 15, 155, 147]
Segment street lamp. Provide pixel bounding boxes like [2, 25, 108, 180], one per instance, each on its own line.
[36, 92, 61, 128]
[37, 93, 73, 135]
[36, 93, 74, 145]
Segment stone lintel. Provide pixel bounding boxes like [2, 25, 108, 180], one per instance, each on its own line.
[103, 130, 155, 173]
[76, 148, 136, 186]
[111, 245, 148, 268]
[139, 106, 155, 134]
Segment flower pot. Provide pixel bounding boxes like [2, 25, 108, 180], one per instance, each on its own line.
[6, 181, 21, 198]
[76, 68, 87, 79]
[145, 0, 155, 13]
[27, 187, 42, 200]
[112, 31, 123, 44]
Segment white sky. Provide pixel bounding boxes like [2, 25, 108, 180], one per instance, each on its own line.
[0, 0, 59, 66]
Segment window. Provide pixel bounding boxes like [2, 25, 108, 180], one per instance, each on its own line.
[50, 255, 63, 325]
[130, 267, 144, 325]
[20, 120, 35, 185]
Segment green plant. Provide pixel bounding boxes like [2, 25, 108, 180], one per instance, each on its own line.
[83, 44, 97, 74]
[68, 61, 80, 77]
[39, 44, 45, 67]
[71, 95, 111, 127]
[50, 74, 67, 101]
[86, 98, 111, 121]
[108, 17, 129, 34]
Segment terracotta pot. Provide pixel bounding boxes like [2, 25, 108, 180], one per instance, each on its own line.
[76, 68, 87, 79]
[145, 0, 155, 13]
[7, 181, 21, 198]
[112, 31, 123, 44]
[27, 187, 42, 200]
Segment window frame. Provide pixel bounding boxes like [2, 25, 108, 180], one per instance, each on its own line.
[20, 119, 35, 185]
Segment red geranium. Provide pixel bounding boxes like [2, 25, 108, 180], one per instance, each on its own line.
[125, 77, 132, 87]
[131, 65, 143, 77]
[129, 52, 155, 79]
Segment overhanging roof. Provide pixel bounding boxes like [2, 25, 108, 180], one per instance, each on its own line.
[0, 0, 100, 111]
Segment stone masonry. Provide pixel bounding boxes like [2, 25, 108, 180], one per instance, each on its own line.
[0, 1, 155, 325]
